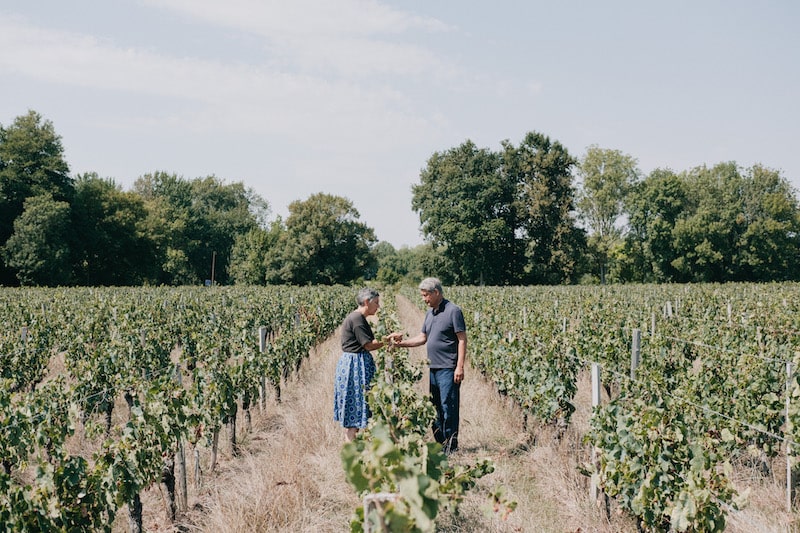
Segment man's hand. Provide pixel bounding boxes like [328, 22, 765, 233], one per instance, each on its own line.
[384, 331, 404, 349]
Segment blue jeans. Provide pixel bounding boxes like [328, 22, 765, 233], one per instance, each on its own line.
[430, 368, 460, 452]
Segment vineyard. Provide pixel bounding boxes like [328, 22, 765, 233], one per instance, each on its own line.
[0, 285, 354, 531]
[1, 283, 800, 531]
[404, 283, 800, 531]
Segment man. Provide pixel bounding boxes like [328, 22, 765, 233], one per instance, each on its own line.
[395, 277, 467, 453]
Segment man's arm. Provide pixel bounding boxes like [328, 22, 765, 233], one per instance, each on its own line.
[396, 331, 427, 348]
[454, 331, 467, 383]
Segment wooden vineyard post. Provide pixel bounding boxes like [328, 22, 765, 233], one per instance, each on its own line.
[174, 363, 188, 514]
[590, 363, 602, 501]
[210, 427, 220, 472]
[630, 329, 641, 381]
[124, 391, 144, 533]
[194, 448, 202, 489]
[258, 326, 267, 413]
[787, 361, 797, 512]
[363, 492, 400, 533]
[162, 455, 177, 523]
[589, 362, 611, 518]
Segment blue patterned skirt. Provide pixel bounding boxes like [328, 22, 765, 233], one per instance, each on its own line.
[333, 351, 376, 429]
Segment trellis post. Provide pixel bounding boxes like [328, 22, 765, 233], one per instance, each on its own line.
[363, 492, 400, 533]
[590, 363, 602, 501]
[258, 326, 268, 412]
[787, 361, 796, 512]
[630, 329, 641, 381]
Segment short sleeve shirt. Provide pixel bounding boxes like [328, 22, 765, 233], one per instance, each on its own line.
[341, 310, 375, 353]
[422, 299, 466, 368]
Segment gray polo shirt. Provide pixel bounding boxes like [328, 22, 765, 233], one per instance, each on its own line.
[422, 298, 466, 369]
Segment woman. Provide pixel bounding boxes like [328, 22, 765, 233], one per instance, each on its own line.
[333, 287, 400, 441]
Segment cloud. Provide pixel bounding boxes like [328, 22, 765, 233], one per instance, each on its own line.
[145, 0, 450, 37]
[0, 10, 451, 153]
[0, 3, 542, 247]
[142, 0, 454, 79]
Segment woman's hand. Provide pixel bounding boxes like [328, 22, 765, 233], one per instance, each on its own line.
[383, 331, 404, 348]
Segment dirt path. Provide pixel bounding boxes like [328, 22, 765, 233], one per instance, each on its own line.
[177, 316, 359, 532]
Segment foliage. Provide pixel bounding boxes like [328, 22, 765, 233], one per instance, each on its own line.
[0, 285, 353, 528]
[422, 283, 799, 530]
[621, 169, 688, 282]
[2, 194, 72, 286]
[587, 392, 740, 532]
[576, 146, 640, 283]
[413, 133, 586, 285]
[373, 242, 451, 286]
[266, 193, 377, 285]
[502, 131, 586, 284]
[622, 163, 800, 283]
[228, 222, 282, 285]
[70, 173, 155, 285]
[3, 108, 800, 286]
[134, 172, 263, 285]
[413, 140, 521, 285]
[0, 110, 72, 285]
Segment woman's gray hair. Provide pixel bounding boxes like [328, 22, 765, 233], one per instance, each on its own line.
[418, 277, 443, 295]
[357, 287, 380, 306]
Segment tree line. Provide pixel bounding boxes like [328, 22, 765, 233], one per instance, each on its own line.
[414, 136, 800, 285]
[1, 110, 798, 287]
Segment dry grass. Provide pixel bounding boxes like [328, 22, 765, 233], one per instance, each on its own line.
[173, 330, 359, 533]
[105, 294, 796, 532]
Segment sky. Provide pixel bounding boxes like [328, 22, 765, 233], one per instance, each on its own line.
[1, 1, 798, 248]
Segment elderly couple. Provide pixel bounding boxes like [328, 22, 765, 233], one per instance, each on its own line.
[333, 277, 466, 454]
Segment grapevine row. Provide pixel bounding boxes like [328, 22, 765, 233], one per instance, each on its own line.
[0, 285, 353, 531]
[401, 283, 800, 531]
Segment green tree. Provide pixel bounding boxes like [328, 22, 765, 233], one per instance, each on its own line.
[266, 193, 376, 285]
[187, 176, 263, 285]
[2, 194, 72, 286]
[71, 173, 155, 285]
[621, 163, 800, 283]
[412, 140, 522, 285]
[0, 110, 72, 285]
[735, 164, 800, 281]
[621, 169, 688, 282]
[372, 242, 448, 286]
[408, 243, 453, 284]
[502, 132, 585, 284]
[671, 163, 744, 282]
[372, 241, 400, 284]
[576, 146, 640, 283]
[229, 221, 283, 285]
[134, 172, 262, 285]
[134, 172, 196, 284]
